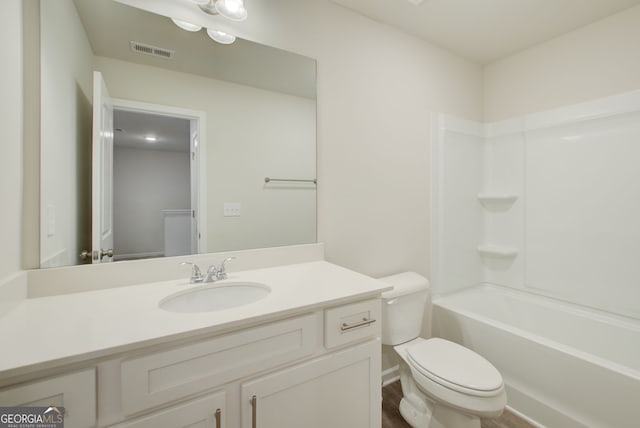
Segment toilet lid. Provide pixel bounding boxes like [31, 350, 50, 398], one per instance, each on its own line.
[406, 338, 503, 396]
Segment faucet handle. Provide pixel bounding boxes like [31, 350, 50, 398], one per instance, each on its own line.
[217, 257, 236, 280]
[180, 262, 203, 283]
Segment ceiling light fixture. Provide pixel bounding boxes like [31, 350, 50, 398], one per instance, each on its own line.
[214, 0, 247, 21]
[170, 18, 202, 32]
[171, 0, 247, 44]
[190, 0, 248, 22]
[144, 136, 158, 142]
[207, 29, 236, 45]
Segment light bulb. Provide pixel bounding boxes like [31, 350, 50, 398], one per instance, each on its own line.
[207, 29, 236, 45]
[214, 0, 247, 21]
[171, 18, 202, 32]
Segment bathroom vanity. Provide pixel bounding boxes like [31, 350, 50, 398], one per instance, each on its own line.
[0, 260, 390, 428]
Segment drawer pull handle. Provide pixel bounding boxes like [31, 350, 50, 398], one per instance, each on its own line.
[341, 317, 376, 331]
[214, 408, 221, 428]
[251, 395, 257, 428]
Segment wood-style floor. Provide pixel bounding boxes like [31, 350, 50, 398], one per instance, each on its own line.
[382, 381, 536, 428]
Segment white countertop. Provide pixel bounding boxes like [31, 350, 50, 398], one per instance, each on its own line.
[0, 261, 390, 381]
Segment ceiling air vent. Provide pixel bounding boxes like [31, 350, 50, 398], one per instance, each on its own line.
[129, 41, 175, 59]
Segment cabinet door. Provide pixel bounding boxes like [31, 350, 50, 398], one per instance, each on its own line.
[241, 340, 381, 428]
[112, 390, 225, 428]
[0, 368, 96, 428]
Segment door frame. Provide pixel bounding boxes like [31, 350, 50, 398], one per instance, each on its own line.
[111, 98, 208, 254]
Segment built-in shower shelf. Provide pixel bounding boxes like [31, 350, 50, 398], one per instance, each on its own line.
[477, 245, 519, 258]
[477, 193, 518, 207]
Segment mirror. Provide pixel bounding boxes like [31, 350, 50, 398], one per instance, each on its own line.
[39, 0, 317, 268]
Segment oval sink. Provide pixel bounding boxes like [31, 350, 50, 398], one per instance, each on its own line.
[160, 282, 271, 313]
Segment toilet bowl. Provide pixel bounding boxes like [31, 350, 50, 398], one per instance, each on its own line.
[380, 272, 506, 428]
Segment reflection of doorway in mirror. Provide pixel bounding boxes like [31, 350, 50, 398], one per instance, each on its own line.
[110, 101, 206, 261]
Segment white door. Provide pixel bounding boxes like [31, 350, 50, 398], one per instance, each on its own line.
[91, 71, 114, 263]
[189, 120, 199, 254]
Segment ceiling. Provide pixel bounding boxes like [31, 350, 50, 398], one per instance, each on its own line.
[331, 0, 640, 64]
[114, 110, 190, 152]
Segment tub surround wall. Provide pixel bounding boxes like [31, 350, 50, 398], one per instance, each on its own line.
[433, 90, 640, 319]
[431, 115, 484, 295]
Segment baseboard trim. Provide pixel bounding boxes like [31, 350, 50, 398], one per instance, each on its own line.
[382, 365, 400, 387]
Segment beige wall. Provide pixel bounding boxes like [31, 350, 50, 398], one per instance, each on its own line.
[231, 0, 483, 278]
[0, 0, 23, 282]
[484, 4, 640, 121]
[40, 0, 93, 267]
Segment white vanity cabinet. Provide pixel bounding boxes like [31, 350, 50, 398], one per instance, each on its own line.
[109, 299, 382, 428]
[0, 298, 382, 428]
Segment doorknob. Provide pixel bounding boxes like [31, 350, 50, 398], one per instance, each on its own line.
[80, 249, 113, 261]
[100, 249, 114, 259]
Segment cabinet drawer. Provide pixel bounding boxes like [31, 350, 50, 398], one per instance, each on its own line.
[112, 390, 225, 428]
[324, 299, 381, 349]
[0, 368, 96, 428]
[121, 313, 319, 416]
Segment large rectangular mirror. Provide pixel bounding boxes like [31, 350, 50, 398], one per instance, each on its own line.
[39, 0, 317, 268]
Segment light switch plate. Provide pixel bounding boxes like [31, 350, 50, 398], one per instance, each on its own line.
[224, 203, 241, 217]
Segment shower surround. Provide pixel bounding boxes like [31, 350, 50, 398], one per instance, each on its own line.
[431, 90, 640, 427]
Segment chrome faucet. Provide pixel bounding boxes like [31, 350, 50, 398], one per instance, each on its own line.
[180, 262, 203, 283]
[180, 257, 236, 283]
[216, 257, 235, 280]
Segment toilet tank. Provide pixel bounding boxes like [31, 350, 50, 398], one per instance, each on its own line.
[379, 272, 430, 346]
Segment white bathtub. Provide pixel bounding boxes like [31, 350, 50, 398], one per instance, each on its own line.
[432, 284, 640, 428]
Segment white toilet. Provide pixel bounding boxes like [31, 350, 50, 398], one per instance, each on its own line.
[380, 272, 506, 428]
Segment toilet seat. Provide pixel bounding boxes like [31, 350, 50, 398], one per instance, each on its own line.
[406, 338, 503, 398]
